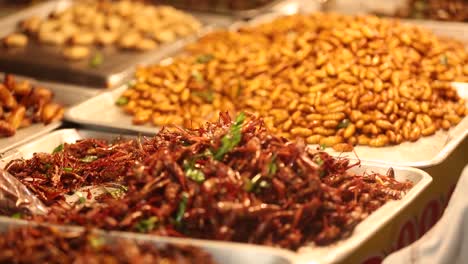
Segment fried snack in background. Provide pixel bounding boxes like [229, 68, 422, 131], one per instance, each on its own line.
[0, 74, 63, 137]
[2, 0, 201, 60]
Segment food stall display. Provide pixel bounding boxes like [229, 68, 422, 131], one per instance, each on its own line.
[4, 114, 413, 249]
[0, 1, 467, 264]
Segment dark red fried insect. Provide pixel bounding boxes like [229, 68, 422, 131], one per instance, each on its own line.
[0, 226, 215, 264]
[6, 113, 413, 250]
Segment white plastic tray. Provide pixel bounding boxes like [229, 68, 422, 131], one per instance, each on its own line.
[65, 82, 468, 168]
[0, 128, 432, 264]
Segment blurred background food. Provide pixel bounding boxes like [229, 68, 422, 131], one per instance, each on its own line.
[2, 0, 202, 60]
[0, 74, 63, 137]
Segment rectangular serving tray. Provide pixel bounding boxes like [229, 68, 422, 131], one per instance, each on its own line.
[0, 0, 233, 88]
[0, 73, 100, 153]
[0, 128, 432, 264]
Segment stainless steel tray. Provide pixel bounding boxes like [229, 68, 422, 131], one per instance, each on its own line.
[0, 0, 233, 88]
[0, 128, 432, 264]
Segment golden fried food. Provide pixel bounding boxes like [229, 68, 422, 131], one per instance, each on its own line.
[118, 13, 467, 147]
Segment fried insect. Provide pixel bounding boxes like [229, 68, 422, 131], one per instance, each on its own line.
[0, 226, 216, 264]
[6, 114, 412, 250]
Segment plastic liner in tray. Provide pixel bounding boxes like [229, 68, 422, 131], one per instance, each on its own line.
[0, 128, 432, 264]
[0, 0, 233, 88]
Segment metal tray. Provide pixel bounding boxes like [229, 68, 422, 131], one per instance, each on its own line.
[0, 0, 233, 88]
[0, 128, 432, 264]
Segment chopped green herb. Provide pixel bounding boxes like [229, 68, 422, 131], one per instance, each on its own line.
[337, 119, 350, 129]
[320, 144, 327, 150]
[135, 216, 158, 233]
[191, 69, 204, 83]
[52, 144, 64, 154]
[126, 79, 136, 89]
[193, 90, 214, 103]
[267, 155, 278, 176]
[202, 149, 213, 157]
[115, 97, 129, 106]
[196, 54, 214, 64]
[175, 192, 189, 224]
[44, 163, 52, 170]
[439, 54, 448, 65]
[89, 237, 105, 249]
[320, 170, 327, 177]
[244, 179, 253, 192]
[11, 213, 22, 219]
[315, 157, 324, 166]
[244, 174, 262, 192]
[78, 196, 86, 204]
[89, 52, 103, 67]
[63, 167, 73, 172]
[213, 112, 245, 160]
[80, 155, 98, 163]
[185, 168, 205, 183]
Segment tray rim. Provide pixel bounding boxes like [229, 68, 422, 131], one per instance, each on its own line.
[0, 121, 62, 154]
